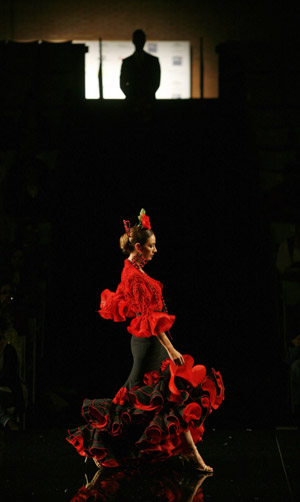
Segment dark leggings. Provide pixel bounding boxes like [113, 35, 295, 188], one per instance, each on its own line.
[123, 335, 168, 390]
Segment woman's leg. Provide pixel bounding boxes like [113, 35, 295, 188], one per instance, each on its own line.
[123, 336, 168, 390]
[180, 429, 213, 472]
[122, 337, 152, 390]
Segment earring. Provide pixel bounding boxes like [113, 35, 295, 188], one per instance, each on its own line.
[131, 254, 138, 265]
[140, 254, 147, 268]
[131, 251, 146, 268]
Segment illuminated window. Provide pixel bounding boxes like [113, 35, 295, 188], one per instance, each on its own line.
[73, 40, 191, 99]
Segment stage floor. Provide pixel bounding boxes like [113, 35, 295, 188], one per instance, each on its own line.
[1, 424, 299, 501]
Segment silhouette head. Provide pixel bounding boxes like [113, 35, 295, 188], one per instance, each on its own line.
[132, 29, 146, 51]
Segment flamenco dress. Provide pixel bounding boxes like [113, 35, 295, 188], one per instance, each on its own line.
[66, 259, 224, 467]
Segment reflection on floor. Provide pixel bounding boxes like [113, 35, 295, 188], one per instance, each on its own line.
[1, 425, 299, 501]
[75, 459, 210, 501]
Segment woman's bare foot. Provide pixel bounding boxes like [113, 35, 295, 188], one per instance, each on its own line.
[180, 430, 213, 473]
[183, 447, 213, 473]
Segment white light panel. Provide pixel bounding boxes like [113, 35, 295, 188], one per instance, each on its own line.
[73, 40, 191, 99]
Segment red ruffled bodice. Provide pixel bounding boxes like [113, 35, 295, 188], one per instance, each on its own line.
[98, 260, 175, 338]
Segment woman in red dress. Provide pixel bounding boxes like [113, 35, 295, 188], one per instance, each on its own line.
[67, 209, 224, 473]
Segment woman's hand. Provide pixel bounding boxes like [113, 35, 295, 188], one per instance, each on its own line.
[156, 332, 185, 366]
[167, 348, 185, 366]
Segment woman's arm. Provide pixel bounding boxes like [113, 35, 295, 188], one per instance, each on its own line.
[156, 331, 185, 366]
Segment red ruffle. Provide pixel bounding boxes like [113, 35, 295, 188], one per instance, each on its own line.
[66, 355, 225, 467]
[168, 354, 207, 404]
[143, 370, 161, 386]
[127, 312, 175, 338]
[99, 289, 135, 322]
[201, 368, 225, 410]
[67, 427, 86, 457]
[112, 387, 128, 405]
[71, 486, 100, 502]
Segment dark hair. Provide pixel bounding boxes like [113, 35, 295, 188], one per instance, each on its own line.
[120, 225, 153, 255]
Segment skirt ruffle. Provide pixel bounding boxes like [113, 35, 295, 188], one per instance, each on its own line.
[67, 355, 224, 467]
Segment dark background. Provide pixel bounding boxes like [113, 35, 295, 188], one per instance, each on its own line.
[0, 1, 299, 432]
[44, 99, 274, 428]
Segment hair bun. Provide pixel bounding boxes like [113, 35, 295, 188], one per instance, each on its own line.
[120, 233, 131, 255]
[119, 223, 153, 256]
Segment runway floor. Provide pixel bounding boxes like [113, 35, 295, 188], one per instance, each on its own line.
[1, 421, 299, 502]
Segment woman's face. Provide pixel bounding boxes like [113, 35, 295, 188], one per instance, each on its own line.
[140, 234, 157, 261]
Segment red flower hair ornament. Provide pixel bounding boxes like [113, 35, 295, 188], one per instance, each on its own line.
[123, 208, 152, 236]
[138, 208, 151, 230]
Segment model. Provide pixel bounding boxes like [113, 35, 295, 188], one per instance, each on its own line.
[67, 209, 224, 473]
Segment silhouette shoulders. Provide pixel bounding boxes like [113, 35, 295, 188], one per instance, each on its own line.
[122, 51, 159, 64]
[120, 48, 160, 101]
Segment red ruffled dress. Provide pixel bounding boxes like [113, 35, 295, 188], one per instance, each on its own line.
[67, 259, 224, 467]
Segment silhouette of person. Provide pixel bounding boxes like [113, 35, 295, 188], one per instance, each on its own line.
[120, 30, 161, 104]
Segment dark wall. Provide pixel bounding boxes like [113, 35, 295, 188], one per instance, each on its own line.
[40, 98, 275, 426]
[1, 36, 295, 427]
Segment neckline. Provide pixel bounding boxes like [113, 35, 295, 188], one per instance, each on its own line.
[127, 258, 146, 275]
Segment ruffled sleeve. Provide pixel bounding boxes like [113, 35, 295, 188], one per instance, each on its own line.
[127, 275, 175, 338]
[99, 286, 135, 322]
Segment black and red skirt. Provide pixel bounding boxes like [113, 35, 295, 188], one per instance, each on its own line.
[66, 354, 224, 468]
